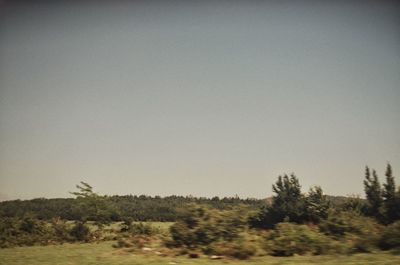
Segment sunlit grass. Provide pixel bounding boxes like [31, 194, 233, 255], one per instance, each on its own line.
[0, 241, 399, 265]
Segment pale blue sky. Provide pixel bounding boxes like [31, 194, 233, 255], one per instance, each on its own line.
[0, 1, 399, 200]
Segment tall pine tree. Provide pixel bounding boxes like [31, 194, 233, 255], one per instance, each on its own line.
[382, 164, 400, 222]
[363, 166, 383, 219]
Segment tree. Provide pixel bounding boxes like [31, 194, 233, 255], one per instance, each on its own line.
[363, 166, 383, 220]
[249, 174, 331, 228]
[305, 186, 330, 223]
[382, 164, 400, 222]
[269, 174, 306, 224]
[70, 182, 96, 198]
[70, 182, 118, 224]
[69, 221, 91, 242]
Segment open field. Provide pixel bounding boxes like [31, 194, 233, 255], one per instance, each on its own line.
[0, 241, 399, 265]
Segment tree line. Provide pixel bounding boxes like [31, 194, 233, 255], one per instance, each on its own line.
[1, 164, 398, 225]
[1, 163, 399, 256]
[0, 186, 264, 222]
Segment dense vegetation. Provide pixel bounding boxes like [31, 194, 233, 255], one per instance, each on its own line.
[0, 191, 264, 222]
[1, 164, 400, 260]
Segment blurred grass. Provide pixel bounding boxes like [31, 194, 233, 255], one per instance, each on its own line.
[0, 240, 399, 265]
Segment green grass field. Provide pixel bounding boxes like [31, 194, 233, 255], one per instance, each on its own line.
[0, 241, 399, 265]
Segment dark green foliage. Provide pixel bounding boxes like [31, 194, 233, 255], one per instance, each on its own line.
[69, 221, 91, 242]
[265, 222, 333, 256]
[250, 175, 330, 228]
[319, 211, 382, 252]
[305, 186, 330, 223]
[169, 206, 219, 248]
[215, 208, 247, 241]
[364, 167, 384, 220]
[379, 221, 400, 250]
[0, 216, 73, 248]
[248, 205, 270, 229]
[166, 205, 256, 258]
[130, 222, 158, 236]
[382, 164, 400, 223]
[319, 211, 380, 237]
[270, 174, 305, 223]
[120, 217, 134, 232]
[249, 174, 306, 228]
[362, 164, 400, 224]
[70, 182, 119, 225]
[19, 216, 40, 234]
[0, 198, 79, 220]
[51, 218, 72, 241]
[0, 194, 264, 223]
[168, 206, 246, 249]
[207, 238, 257, 259]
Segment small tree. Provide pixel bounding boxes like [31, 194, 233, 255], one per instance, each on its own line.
[305, 186, 330, 223]
[169, 206, 220, 249]
[363, 167, 383, 220]
[269, 174, 306, 224]
[382, 164, 400, 223]
[249, 174, 330, 228]
[168, 205, 246, 249]
[70, 182, 118, 225]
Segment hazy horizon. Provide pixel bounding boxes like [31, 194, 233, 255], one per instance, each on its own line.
[1, 0, 399, 201]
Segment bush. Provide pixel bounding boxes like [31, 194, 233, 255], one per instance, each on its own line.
[169, 206, 219, 248]
[319, 211, 382, 253]
[379, 221, 400, 250]
[0, 216, 56, 247]
[51, 218, 72, 242]
[320, 211, 366, 236]
[69, 221, 91, 242]
[168, 206, 246, 249]
[130, 222, 158, 236]
[206, 236, 257, 259]
[120, 217, 133, 232]
[113, 235, 151, 248]
[265, 222, 334, 256]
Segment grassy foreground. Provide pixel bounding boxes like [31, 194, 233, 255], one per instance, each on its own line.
[0, 241, 399, 265]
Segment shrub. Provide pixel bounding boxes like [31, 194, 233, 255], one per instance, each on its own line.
[130, 222, 158, 236]
[69, 221, 91, 242]
[206, 236, 257, 259]
[319, 211, 382, 253]
[379, 221, 400, 250]
[113, 234, 154, 249]
[168, 206, 246, 249]
[216, 209, 246, 241]
[50, 218, 72, 242]
[249, 178, 330, 229]
[265, 222, 334, 256]
[0, 216, 56, 247]
[321, 211, 382, 236]
[169, 206, 220, 248]
[120, 217, 133, 232]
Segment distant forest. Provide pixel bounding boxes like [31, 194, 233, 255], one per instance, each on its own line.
[0, 185, 356, 223]
[1, 164, 398, 225]
[0, 194, 265, 222]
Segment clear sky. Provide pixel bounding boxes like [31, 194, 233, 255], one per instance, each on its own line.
[0, 0, 399, 200]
